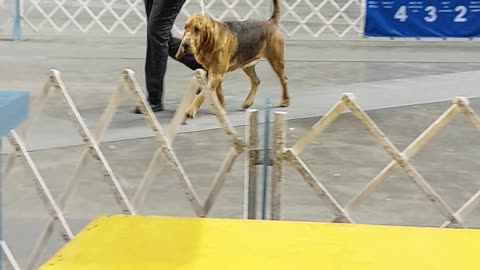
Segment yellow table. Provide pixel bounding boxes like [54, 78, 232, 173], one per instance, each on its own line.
[41, 215, 480, 270]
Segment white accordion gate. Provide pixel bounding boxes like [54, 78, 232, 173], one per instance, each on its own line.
[270, 94, 480, 227]
[6, 0, 364, 40]
[2, 69, 480, 269]
[2, 68, 259, 270]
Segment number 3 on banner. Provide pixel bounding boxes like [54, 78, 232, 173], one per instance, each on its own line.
[394, 6, 408, 22]
[424, 6, 437, 22]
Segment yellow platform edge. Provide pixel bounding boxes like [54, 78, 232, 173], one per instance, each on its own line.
[40, 215, 480, 270]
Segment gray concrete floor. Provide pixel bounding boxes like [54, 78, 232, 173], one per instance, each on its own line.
[1, 37, 480, 268]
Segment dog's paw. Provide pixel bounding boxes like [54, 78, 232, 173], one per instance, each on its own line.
[241, 101, 253, 109]
[280, 99, 290, 107]
[186, 108, 197, 119]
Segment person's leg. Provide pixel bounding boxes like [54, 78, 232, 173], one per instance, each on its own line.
[144, 0, 153, 19]
[146, 0, 180, 106]
[137, 0, 188, 114]
[134, 0, 162, 113]
[135, 0, 206, 114]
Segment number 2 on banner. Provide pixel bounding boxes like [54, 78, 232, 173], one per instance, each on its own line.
[455, 6, 468, 22]
[395, 6, 408, 22]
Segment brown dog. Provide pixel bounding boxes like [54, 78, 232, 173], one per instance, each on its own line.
[175, 0, 289, 118]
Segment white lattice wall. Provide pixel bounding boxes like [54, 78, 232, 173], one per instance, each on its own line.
[0, 0, 13, 36]
[22, 0, 149, 36]
[17, 0, 363, 39]
[279, 0, 364, 39]
[21, 0, 269, 37]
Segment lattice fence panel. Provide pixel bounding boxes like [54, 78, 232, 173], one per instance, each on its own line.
[21, 0, 269, 37]
[22, 0, 148, 36]
[279, 0, 364, 40]
[0, 0, 12, 36]
[271, 94, 480, 228]
[19, 0, 365, 39]
[2, 68, 255, 269]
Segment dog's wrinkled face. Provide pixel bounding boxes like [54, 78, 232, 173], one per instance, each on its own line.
[176, 15, 213, 59]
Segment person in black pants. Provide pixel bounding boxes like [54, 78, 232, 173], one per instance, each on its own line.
[133, 0, 204, 114]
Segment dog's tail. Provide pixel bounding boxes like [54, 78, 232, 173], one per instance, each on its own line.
[268, 0, 280, 25]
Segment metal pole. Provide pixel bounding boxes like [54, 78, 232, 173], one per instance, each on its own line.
[0, 140, 2, 270]
[245, 109, 258, 219]
[261, 98, 272, 220]
[13, 0, 22, 41]
[271, 112, 286, 220]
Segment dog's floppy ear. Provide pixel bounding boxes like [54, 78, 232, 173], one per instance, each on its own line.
[200, 19, 216, 57]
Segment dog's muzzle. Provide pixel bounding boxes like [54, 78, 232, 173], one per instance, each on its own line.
[175, 42, 190, 59]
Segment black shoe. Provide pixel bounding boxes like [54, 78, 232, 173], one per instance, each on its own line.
[131, 103, 164, 114]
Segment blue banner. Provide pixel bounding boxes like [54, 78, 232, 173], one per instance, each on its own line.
[364, 1, 480, 38]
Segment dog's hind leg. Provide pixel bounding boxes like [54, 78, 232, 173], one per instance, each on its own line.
[266, 39, 290, 107]
[241, 65, 261, 109]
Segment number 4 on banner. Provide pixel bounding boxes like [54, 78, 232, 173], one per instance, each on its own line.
[395, 6, 408, 22]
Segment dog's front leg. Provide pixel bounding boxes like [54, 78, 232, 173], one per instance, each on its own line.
[186, 90, 206, 118]
[215, 81, 226, 109]
[186, 74, 224, 118]
[207, 74, 224, 106]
